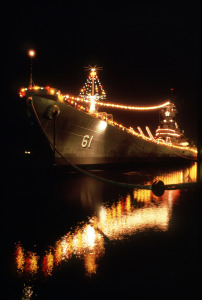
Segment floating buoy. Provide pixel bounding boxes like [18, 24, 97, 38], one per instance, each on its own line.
[151, 180, 165, 196]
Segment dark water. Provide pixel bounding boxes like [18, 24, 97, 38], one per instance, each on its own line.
[2, 162, 202, 300]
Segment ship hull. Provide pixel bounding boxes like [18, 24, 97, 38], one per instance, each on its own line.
[26, 95, 197, 166]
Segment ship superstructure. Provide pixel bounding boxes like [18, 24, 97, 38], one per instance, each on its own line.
[155, 102, 189, 147]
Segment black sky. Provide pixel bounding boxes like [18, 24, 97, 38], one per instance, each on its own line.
[3, 0, 201, 142]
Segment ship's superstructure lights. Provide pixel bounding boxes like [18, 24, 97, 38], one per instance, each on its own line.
[89, 95, 96, 112]
[137, 126, 145, 137]
[180, 142, 189, 146]
[153, 101, 193, 149]
[146, 126, 154, 139]
[85, 225, 96, 248]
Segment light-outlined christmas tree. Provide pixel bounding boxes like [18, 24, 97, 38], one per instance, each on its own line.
[79, 66, 106, 113]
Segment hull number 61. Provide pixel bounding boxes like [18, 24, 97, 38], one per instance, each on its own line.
[81, 135, 93, 148]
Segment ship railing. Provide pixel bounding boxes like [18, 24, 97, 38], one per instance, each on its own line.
[19, 86, 62, 101]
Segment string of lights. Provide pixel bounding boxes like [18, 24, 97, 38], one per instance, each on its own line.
[20, 87, 170, 112]
[79, 66, 106, 100]
[63, 94, 171, 111]
[97, 100, 171, 111]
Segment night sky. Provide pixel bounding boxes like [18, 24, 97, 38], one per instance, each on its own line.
[4, 0, 201, 143]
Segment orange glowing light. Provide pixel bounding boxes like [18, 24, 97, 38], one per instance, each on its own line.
[28, 49, 35, 57]
[54, 241, 63, 265]
[42, 250, 54, 277]
[25, 252, 39, 274]
[97, 100, 171, 111]
[33, 86, 40, 90]
[90, 69, 97, 77]
[15, 244, 25, 274]
[50, 88, 55, 95]
[84, 252, 97, 275]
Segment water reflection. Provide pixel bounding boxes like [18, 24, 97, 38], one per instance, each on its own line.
[99, 193, 171, 239]
[22, 284, 34, 300]
[14, 163, 197, 278]
[150, 162, 197, 185]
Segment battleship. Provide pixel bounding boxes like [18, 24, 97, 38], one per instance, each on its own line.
[19, 65, 197, 167]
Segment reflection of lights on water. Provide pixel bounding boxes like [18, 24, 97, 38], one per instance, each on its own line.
[99, 207, 107, 222]
[73, 228, 83, 255]
[14, 163, 197, 277]
[98, 196, 171, 239]
[15, 244, 39, 276]
[54, 241, 63, 265]
[187, 162, 197, 182]
[84, 253, 97, 276]
[125, 194, 131, 211]
[25, 252, 39, 274]
[42, 250, 54, 277]
[12, 190, 182, 276]
[148, 162, 197, 186]
[22, 284, 33, 300]
[15, 243, 25, 274]
[83, 224, 96, 249]
[60, 234, 73, 260]
[133, 189, 152, 202]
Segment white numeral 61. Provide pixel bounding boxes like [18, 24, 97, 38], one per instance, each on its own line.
[81, 135, 93, 148]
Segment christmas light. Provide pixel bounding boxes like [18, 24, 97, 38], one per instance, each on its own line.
[156, 132, 181, 137]
[79, 66, 106, 113]
[97, 100, 170, 111]
[137, 126, 145, 137]
[156, 128, 176, 133]
[146, 126, 154, 139]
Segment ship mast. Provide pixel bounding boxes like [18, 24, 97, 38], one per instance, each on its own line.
[155, 98, 185, 145]
[90, 67, 96, 113]
[91, 68, 95, 96]
[28, 49, 35, 87]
